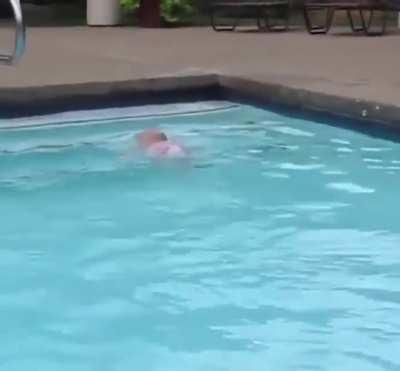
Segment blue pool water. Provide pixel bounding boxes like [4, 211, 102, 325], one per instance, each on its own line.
[0, 101, 399, 371]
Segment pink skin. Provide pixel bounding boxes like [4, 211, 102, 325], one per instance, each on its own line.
[136, 130, 188, 159]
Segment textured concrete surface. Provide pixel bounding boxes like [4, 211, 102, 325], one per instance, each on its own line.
[0, 25, 400, 112]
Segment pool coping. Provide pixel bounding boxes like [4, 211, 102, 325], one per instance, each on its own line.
[1, 73, 400, 131]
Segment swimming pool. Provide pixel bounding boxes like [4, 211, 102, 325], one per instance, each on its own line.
[0, 101, 399, 371]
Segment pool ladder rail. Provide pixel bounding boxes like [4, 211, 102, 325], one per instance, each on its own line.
[0, 0, 25, 65]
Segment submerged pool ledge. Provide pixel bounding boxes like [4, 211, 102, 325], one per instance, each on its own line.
[1, 73, 400, 131]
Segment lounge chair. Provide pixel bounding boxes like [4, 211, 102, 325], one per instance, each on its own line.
[303, 0, 398, 35]
[211, 0, 291, 32]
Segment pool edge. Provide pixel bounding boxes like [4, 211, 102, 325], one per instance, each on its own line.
[219, 75, 400, 131]
[1, 73, 400, 132]
[0, 74, 222, 117]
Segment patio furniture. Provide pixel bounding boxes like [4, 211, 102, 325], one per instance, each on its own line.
[211, 0, 291, 32]
[303, 0, 398, 35]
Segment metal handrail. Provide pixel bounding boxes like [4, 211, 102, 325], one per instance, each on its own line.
[0, 0, 26, 65]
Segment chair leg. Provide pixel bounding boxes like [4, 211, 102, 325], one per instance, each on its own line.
[361, 9, 388, 35]
[211, 7, 238, 31]
[304, 7, 335, 34]
[347, 9, 365, 32]
[257, 7, 269, 31]
[264, 5, 290, 31]
[364, 9, 374, 29]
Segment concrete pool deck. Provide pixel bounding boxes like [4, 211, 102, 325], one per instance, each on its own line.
[1, 26, 400, 125]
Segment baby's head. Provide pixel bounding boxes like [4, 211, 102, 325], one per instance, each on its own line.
[136, 130, 168, 149]
[135, 129, 188, 160]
